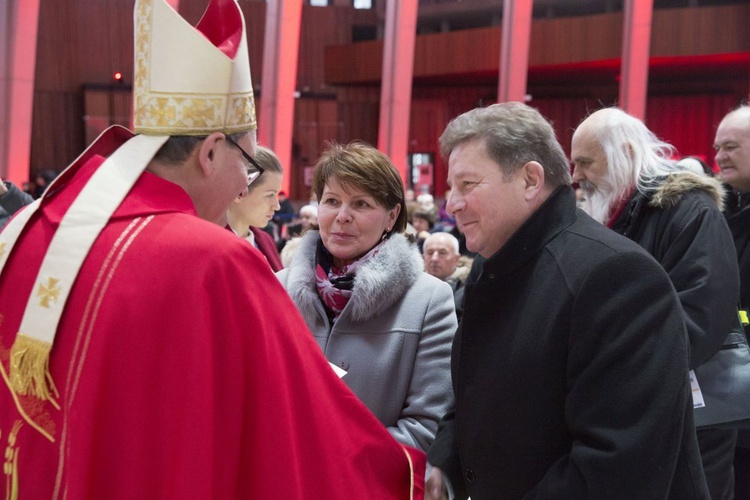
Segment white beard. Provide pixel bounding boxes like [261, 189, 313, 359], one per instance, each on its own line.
[579, 180, 616, 225]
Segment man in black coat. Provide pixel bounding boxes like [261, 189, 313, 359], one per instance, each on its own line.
[572, 107, 740, 500]
[0, 177, 34, 229]
[715, 104, 750, 500]
[426, 102, 709, 500]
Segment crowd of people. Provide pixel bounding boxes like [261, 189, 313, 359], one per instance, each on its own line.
[1, 0, 749, 498]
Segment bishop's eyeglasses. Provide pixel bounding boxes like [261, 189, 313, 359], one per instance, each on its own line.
[225, 136, 264, 186]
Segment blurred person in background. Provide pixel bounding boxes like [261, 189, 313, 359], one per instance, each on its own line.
[0, 177, 34, 229]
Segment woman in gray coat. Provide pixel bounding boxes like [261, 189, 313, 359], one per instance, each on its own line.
[276, 142, 456, 452]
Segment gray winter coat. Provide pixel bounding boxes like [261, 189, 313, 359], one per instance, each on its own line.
[276, 231, 456, 451]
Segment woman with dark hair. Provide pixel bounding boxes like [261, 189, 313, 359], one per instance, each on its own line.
[276, 142, 456, 452]
[227, 145, 284, 271]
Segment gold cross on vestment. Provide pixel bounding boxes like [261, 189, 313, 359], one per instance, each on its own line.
[37, 277, 61, 308]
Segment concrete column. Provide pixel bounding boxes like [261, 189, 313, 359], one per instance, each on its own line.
[377, 0, 418, 183]
[497, 0, 533, 104]
[0, 0, 40, 185]
[619, 0, 653, 120]
[258, 0, 303, 196]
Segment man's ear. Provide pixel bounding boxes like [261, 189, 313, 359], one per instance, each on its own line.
[521, 161, 545, 200]
[197, 132, 226, 176]
[624, 141, 635, 163]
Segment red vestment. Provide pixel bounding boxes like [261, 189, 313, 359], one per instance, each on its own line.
[0, 128, 424, 499]
[250, 226, 283, 271]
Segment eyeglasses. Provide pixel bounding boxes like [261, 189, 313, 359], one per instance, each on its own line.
[225, 136, 264, 186]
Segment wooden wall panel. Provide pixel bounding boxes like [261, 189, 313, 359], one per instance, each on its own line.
[530, 14, 622, 66]
[415, 28, 501, 77]
[326, 4, 749, 85]
[335, 87, 380, 146]
[325, 41, 384, 84]
[651, 5, 750, 57]
[289, 98, 340, 199]
[30, 90, 84, 171]
[299, 5, 378, 92]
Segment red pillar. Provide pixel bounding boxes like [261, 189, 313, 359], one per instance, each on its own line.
[0, 0, 40, 185]
[497, 0, 533, 104]
[258, 0, 303, 197]
[619, 0, 653, 120]
[378, 0, 418, 185]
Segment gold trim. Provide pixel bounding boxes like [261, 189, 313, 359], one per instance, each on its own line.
[54, 217, 149, 498]
[0, 362, 53, 442]
[401, 446, 416, 500]
[3, 421, 22, 500]
[9, 334, 59, 403]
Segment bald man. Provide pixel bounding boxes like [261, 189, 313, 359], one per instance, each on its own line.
[423, 232, 466, 321]
[715, 105, 750, 500]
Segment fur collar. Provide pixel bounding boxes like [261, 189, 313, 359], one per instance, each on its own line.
[649, 172, 726, 212]
[285, 231, 423, 323]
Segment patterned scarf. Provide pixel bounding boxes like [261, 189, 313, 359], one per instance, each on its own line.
[315, 237, 385, 320]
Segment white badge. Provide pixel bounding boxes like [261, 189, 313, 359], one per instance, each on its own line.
[689, 370, 705, 408]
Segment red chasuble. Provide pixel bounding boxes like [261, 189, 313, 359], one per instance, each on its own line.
[250, 226, 284, 271]
[0, 128, 425, 499]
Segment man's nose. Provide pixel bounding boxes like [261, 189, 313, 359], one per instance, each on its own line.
[446, 190, 461, 214]
[571, 165, 584, 183]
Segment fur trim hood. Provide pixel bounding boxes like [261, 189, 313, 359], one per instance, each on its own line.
[284, 231, 424, 323]
[649, 172, 726, 212]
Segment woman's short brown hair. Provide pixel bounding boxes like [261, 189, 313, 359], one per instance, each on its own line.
[312, 141, 408, 235]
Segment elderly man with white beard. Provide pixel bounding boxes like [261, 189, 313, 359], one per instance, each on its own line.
[571, 106, 740, 500]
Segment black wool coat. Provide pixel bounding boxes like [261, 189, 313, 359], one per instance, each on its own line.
[428, 186, 709, 500]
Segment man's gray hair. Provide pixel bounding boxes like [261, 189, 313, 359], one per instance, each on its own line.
[439, 102, 572, 188]
[423, 232, 460, 255]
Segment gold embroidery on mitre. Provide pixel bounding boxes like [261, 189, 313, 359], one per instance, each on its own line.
[36, 277, 61, 309]
[228, 95, 257, 131]
[3, 420, 22, 500]
[9, 334, 59, 403]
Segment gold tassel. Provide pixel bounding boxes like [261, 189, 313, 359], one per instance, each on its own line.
[9, 334, 58, 402]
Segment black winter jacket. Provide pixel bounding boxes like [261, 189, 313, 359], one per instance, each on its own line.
[609, 173, 740, 369]
[725, 188, 750, 319]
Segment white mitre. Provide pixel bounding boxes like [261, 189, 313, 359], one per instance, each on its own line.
[0, 0, 256, 403]
[134, 0, 256, 135]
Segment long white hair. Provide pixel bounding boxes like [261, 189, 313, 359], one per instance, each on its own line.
[583, 108, 681, 222]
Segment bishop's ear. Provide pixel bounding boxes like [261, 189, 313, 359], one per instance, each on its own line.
[197, 132, 226, 176]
